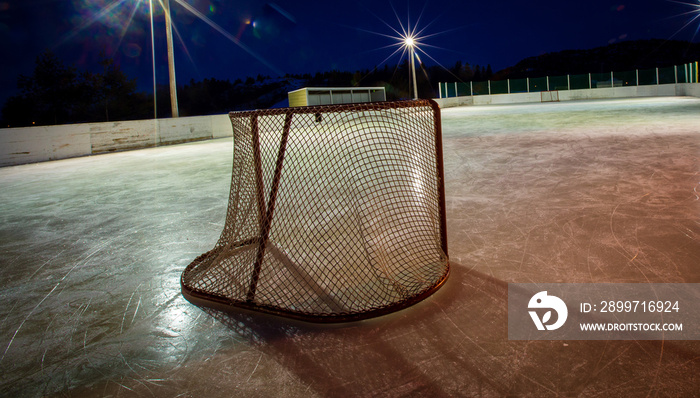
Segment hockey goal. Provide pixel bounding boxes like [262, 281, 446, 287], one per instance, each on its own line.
[541, 90, 560, 102]
[181, 99, 449, 322]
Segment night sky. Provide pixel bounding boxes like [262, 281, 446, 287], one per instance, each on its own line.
[1, 0, 699, 105]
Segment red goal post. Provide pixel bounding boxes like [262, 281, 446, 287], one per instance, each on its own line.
[541, 90, 560, 102]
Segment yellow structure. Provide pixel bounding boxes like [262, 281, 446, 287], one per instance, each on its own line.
[288, 87, 386, 107]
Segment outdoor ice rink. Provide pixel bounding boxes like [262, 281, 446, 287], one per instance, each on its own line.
[1, 96, 699, 396]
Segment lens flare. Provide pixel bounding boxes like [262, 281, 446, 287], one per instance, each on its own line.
[58, 0, 281, 77]
[350, 2, 466, 92]
[666, 0, 700, 41]
[123, 42, 142, 57]
[59, 0, 140, 50]
[170, 0, 281, 75]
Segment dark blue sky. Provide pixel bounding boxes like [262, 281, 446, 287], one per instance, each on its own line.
[1, 0, 699, 105]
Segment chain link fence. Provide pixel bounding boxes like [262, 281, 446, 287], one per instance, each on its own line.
[439, 62, 699, 98]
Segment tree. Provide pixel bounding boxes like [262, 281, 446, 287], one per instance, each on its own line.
[13, 50, 80, 125]
[451, 60, 463, 76]
[485, 64, 493, 80]
[473, 65, 483, 81]
[461, 63, 474, 81]
[90, 53, 138, 121]
[1, 50, 144, 126]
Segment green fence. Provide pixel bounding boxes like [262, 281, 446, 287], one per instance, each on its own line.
[439, 62, 699, 98]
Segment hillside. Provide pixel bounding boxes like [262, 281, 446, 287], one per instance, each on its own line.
[497, 39, 700, 80]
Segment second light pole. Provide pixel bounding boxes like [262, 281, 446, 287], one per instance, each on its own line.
[405, 36, 418, 100]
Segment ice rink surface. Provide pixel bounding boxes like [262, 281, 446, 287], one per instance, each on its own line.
[1, 97, 699, 397]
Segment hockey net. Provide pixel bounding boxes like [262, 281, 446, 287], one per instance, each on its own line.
[181, 99, 449, 322]
[541, 90, 560, 102]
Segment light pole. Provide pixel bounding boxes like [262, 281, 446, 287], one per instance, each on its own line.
[163, 0, 179, 117]
[405, 36, 418, 100]
[149, 0, 157, 119]
[147, 0, 179, 119]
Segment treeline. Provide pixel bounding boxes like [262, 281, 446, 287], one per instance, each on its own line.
[2, 50, 152, 127]
[0, 50, 298, 127]
[178, 75, 291, 116]
[177, 61, 496, 116]
[494, 39, 700, 80]
[1, 49, 495, 127]
[3, 39, 697, 127]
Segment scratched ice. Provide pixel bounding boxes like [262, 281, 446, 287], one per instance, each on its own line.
[1, 97, 699, 397]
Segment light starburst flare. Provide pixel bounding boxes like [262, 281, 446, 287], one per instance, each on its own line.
[667, 0, 700, 41]
[353, 2, 464, 99]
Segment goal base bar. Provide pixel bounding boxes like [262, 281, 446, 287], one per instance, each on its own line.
[182, 263, 450, 323]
